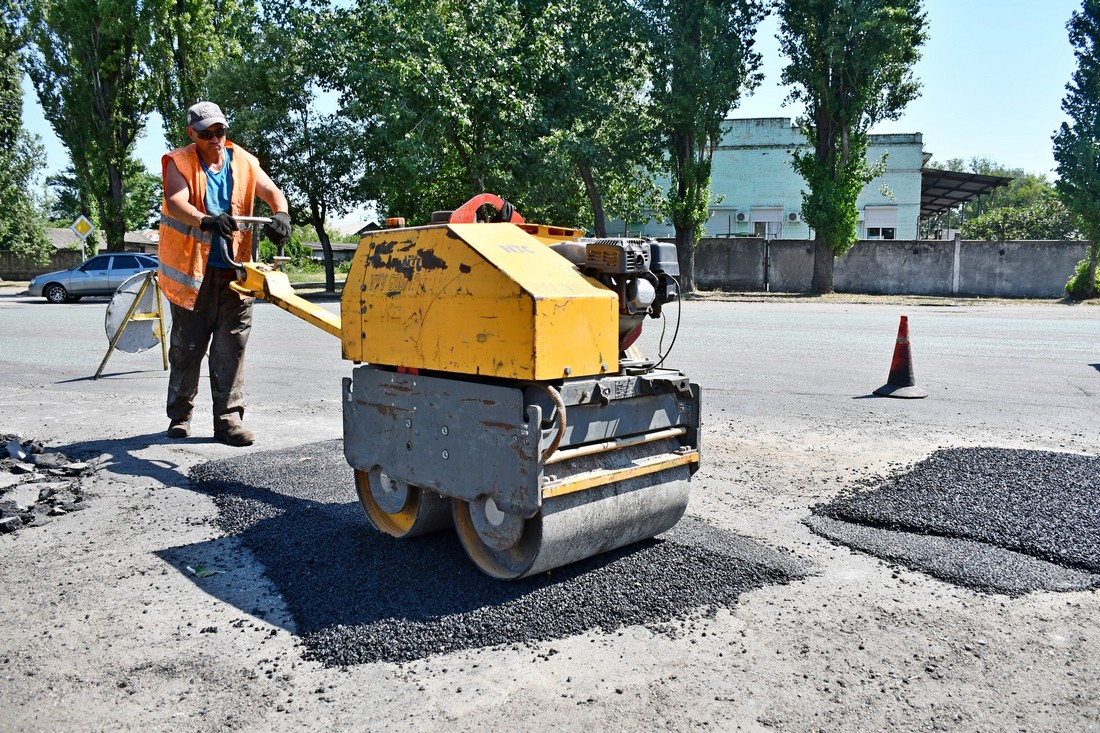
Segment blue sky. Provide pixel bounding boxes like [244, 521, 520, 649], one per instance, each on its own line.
[20, 0, 1084, 185]
[737, 0, 1082, 175]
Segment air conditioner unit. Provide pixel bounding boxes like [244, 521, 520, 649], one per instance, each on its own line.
[787, 211, 802, 223]
[735, 211, 749, 223]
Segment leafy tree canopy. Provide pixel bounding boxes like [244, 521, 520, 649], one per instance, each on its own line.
[46, 160, 160, 231]
[960, 200, 1081, 241]
[24, 0, 161, 251]
[638, 0, 765, 291]
[337, 0, 665, 235]
[777, 0, 927, 293]
[0, 0, 51, 264]
[205, 0, 371, 291]
[148, 0, 253, 148]
[1053, 0, 1100, 299]
[338, 0, 541, 224]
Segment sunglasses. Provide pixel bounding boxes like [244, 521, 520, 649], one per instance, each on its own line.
[196, 127, 227, 140]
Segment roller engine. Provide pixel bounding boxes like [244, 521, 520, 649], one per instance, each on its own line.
[549, 237, 681, 349]
[230, 195, 701, 579]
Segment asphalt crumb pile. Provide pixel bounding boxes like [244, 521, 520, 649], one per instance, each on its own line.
[189, 440, 807, 666]
[808, 447, 1100, 595]
[1, 434, 97, 533]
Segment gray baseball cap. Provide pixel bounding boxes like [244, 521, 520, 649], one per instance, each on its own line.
[186, 101, 228, 131]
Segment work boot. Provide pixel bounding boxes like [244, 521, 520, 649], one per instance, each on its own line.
[214, 425, 255, 447]
[167, 420, 191, 439]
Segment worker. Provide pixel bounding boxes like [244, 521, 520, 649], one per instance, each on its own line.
[158, 101, 292, 446]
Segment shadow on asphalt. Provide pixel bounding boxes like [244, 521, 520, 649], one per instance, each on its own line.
[163, 439, 809, 665]
[50, 430, 194, 492]
[56, 370, 161, 383]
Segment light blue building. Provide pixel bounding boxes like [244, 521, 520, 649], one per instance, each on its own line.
[615, 117, 929, 241]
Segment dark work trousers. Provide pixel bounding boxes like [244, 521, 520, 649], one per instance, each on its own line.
[166, 266, 254, 431]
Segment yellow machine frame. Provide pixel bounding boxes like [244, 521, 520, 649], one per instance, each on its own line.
[340, 223, 619, 380]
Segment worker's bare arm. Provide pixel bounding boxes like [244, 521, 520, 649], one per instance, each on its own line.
[163, 160, 207, 228]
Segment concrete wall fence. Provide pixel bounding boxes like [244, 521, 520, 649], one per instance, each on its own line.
[1, 249, 84, 281]
[4, 238, 1088, 298]
[695, 237, 1090, 298]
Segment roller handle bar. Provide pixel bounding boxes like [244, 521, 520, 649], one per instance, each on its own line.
[217, 215, 279, 269]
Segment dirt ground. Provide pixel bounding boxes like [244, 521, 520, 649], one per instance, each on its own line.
[1, 291, 1098, 732]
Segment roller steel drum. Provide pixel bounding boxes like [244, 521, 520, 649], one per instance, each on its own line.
[452, 438, 692, 580]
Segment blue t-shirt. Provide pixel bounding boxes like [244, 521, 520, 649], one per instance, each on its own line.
[201, 149, 234, 269]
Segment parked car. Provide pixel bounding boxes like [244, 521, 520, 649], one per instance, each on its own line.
[28, 253, 159, 303]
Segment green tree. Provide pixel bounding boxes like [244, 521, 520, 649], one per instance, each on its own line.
[24, 0, 161, 251]
[47, 158, 160, 230]
[0, 0, 51, 265]
[339, 0, 660, 233]
[207, 0, 368, 292]
[515, 0, 662, 236]
[919, 157, 1077, 239]
[121, 161, 160, 230]
[639, 0, 765, 292]
[339, 0, 540, 224]
[960, 200, 1080, 241]
[776, 0, 927, 293]
[147, 0, 251, 148]
[1053, 0, 1100, 299]
[44, 168, 89, 224]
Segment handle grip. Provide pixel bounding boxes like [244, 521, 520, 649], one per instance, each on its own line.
[220, 216, 274, 269]
[448, 194, 524, 224]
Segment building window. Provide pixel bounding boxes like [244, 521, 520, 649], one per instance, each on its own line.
[751, 207, 783, 239]
[863, 206, 898, 240]
[753, 221, 782, 238]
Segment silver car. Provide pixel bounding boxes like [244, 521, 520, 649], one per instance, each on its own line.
[28, 252, 159, 303]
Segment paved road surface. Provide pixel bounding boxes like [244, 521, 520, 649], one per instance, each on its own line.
[1, 290, 1098, 732]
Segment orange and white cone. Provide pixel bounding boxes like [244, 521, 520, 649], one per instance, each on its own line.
[874, 315, 928, 399]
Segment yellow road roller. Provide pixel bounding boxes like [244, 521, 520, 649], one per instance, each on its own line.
[229, 195, 700, 579]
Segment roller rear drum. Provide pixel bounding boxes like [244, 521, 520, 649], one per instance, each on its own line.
[355, 468, 452, 538]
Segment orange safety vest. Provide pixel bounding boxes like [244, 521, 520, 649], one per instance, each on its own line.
[157, 141, 260, 310]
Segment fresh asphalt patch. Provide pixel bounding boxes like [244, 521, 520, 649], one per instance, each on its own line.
[188, 439, 808, 666]
[808, 447, 1100, 595]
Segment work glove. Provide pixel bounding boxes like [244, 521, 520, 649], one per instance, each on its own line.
[265, 211, 292, 245]
[492, 199, 516, 223]
[199, 212, 238, 238]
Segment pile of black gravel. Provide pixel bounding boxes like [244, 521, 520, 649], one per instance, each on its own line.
[809, 447, 1100, 595]
[190, 440, 807, 666]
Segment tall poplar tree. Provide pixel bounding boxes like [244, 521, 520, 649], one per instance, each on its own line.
[207, 0, 367, 293]
[0, 0, 50, 263]
[148, 0, 251, 148]
[776, 0, 927, 293]
[1053, 0, 1100, 300]
[639, 0, 765, 293]
[24, 0, 160, 251]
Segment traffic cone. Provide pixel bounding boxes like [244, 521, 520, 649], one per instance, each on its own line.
[873, 315, 928, 399]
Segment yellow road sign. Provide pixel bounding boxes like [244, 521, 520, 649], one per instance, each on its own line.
[71, 215, 95, 240]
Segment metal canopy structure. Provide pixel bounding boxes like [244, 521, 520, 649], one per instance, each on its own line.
[920, 168, 1013, 218]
